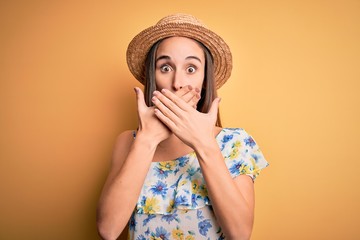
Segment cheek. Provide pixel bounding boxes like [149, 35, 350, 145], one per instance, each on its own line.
[196, 72, 205, 88]
[154, 72, 163, 86]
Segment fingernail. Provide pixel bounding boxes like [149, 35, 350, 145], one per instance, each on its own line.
[161, 88, 167, 93]
[152, 96, 157, 102]
[195, 88, 200, 93]
[153, 91, 159, 96]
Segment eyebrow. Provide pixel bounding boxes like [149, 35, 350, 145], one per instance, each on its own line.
[156, 55, 202, 63]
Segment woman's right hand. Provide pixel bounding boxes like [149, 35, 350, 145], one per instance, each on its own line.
[135, 87, 171, 144]
[134, 86, 200, 144]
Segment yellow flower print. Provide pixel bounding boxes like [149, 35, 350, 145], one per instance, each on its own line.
[191, 179, 200, 194]
[159, 161, 176, 171]
[144, 197, 160, 214]
[180, 180, 187, 186]
[172, 228, 184, 240]
[250, 157, 260, 177]
[189, 152, 196, 157]
[239, 164, 251, 175]
[239, 158, 260, 178]
[166, 199, 175, 213]
[185, 235, 195, 240]
[179, 209, 189, 214]
[191, 179, 208, 197]
[229, 140, 241, 160]
[198, 184, 208, 197]
[233, 140, 241, 148]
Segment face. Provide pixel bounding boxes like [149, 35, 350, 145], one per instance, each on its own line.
[155, 37, 205, 92]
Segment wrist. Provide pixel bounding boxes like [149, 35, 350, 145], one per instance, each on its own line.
[193, 137, 219, 159]
[134, 130, 160, 150]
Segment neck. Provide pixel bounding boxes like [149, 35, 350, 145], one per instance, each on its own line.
[157, 133, 186, 149]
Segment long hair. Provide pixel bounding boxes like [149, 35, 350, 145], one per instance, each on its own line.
[144, 39, 222, 127]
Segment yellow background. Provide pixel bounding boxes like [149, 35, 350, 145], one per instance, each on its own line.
[1, 0, 359, 239]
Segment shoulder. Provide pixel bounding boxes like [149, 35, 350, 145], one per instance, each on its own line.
[114, 130, 135, 146]
[218, 128, 260, 150]
[217, 127, 248, 139]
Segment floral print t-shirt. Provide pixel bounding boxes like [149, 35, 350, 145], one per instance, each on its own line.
[128, 128, 269, 240]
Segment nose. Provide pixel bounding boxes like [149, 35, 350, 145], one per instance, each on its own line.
[172, 71, 185, 91]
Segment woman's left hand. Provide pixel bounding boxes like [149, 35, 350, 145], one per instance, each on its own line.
[151, 88, 221, 150]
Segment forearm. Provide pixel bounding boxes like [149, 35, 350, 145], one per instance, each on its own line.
[194, 139, 254, 240]
[97, 133, 158, 240]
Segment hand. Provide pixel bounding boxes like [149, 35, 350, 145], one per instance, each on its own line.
[174, 85, 201, 109]
[134, 86, 201, 144]
[134, 87, 170, 144]
[151, 88, 221, 150]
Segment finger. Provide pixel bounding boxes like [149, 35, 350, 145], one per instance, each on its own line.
[175, 85, 197, 105]
[153, 108, 177, 132]
[152, 92, 182, 120]
[134, 87, 147, 112]
[208, 97, 221, 120]
[189, 90, 201, 108]
[159, 88, 192, 112]
[175, 85, 193, 98]
[181, 89, 198, 104]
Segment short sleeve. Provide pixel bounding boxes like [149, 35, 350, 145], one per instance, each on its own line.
[221, 128, 269, 181]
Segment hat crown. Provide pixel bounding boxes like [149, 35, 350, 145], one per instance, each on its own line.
[127, 13, 232, 89]
[156, 13, 207, 28]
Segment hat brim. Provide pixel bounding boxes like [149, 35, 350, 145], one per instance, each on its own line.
[126, 22, 232, 89]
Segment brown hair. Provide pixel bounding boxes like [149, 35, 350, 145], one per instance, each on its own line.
[144, 39, 222, 127]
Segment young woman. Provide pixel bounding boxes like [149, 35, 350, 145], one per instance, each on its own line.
[97, 13, 269, 240]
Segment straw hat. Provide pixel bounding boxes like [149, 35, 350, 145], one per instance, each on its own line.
[126, 13, 232, 89]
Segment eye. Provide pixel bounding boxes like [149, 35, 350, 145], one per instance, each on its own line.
[160, 65, 172, 73]
[186, 66, 196, 73]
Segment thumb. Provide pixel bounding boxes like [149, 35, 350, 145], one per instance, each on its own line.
[134, 87, 147, 112]
[208, 97, 221, 118]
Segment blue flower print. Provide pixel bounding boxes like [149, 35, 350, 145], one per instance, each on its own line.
[220, 134, 233, 150]
[251, 152, 260, 163]
[129, 212, 137, 230]
[154, 167, 170, 179]
[174, 195, 188, 206]
[229, 160, 244, 175]
[143, 214, 156, 226]
[140, 196, 146, 206]
[170, 174, 183, 188]
[197, 209, 204, 220]
[191, 194, 199, 208]
[178, 156, 190, 167]
[222, 134, 233, 143]
[150, 181, 168, 198]
[152, 226, 170, 240]
[198, 219, 212, 236]
[186, 166, 199, 180]
[161, 212, 179, 224]
[136, 235, 146, 240]
[244, 136, 256, 148]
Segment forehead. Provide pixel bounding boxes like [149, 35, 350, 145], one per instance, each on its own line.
[156, 37, 204, 59]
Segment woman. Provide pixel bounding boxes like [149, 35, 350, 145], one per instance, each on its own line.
[97, 13, 268, 240]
